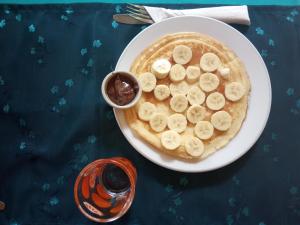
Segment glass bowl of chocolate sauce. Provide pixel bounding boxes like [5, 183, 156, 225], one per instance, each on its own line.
[101, 71, 142, 109]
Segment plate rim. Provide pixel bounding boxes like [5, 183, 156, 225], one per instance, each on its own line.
[113, 15, 272, 173]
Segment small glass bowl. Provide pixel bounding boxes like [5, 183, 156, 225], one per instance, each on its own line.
[101, 71, 142, 109]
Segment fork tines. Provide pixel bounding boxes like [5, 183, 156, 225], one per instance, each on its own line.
[126, 3, 153, 23]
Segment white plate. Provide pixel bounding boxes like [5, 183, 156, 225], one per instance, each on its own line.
[114, 16, 272, 173]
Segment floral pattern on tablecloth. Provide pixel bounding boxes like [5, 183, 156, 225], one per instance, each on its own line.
[0, 4, 300, 225]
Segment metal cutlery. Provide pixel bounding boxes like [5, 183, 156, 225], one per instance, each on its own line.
[113, 4, 154, 24]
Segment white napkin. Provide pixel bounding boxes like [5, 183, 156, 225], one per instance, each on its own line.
[144, 5, 251, 25]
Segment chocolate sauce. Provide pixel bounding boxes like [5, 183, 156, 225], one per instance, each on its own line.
[106, 73, 139, 106]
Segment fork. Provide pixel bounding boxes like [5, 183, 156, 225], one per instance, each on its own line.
[126, 4, 154, 24]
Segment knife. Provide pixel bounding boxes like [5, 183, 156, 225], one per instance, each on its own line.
[113, 14, 152, 24]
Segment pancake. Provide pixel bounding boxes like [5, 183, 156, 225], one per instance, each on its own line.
[124, 32, 250, 160]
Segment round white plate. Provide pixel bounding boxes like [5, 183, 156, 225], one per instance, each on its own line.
[114, 16, 272, 173]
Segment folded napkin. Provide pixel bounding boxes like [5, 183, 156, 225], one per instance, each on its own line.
[144, 5, 251, 25]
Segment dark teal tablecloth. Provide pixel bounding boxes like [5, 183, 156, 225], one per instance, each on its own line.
[0, 4, 300, 225]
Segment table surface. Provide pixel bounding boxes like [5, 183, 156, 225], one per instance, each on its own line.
[0, 3, 300, 225]
[0, 0, 300, 5]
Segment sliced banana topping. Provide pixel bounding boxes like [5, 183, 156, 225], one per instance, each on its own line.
[211, 110, 232, 131]
[151, 59, 171, 79]
[206, 92, 225, 111]
[170, 81, 189, 96]
[218, 67, 230, 79]
[139, 72, 156, 92]
[149, 113, 168, 132]
[199, 73, 220, 92]
[167, 113, 187, 133]
[186, 105, 206, 124]
[186, 65, 201, 82]
[172, 45, 193, 65]
[154, 84, 170, 101]
[134, 45, 247, 158]
[200, 52, 221, 72]
[170, 94, 188, 113]
[225, 82, 245, 101]
[187, 86, 206, 105]
[194, 121, 214, 140]
[170, 64, 186, 82]
[138, 102, 156, 121]
[161, 130, 181, 150]
[184, 136, 204, 157]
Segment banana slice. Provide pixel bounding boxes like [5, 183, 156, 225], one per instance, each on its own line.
[149, 113, 168, 132]
[217, 67, 230, 80]
[170, 94, 188, 113]
[225, 82, 245, 101]
[170, 64, 186, 82]
[194, 121, 214, 140]
[167, 113, 187, 133]
[199, 73, 220, 92]
[200, 52, 221, 72]
[170, 81, 189, 96]
[186, 65, 201, 82]
[151, 59, 171, 79]
[154, 84, 170, 101]
[187, 86, 206, 105]
[161, 130, 181, 150]
[138, 102, 156, 121]
[186, 105, 206, 124]
[211, 111, 232, 131]
[184, 136, 204, 157]
[172, 45, 193, 65]
[139, 72, 156, 92]
[206, 92, 225, 111]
